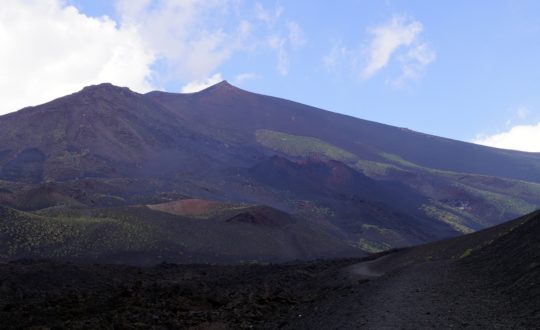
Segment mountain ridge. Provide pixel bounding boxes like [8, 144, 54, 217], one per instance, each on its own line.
[0, 81, 539, 262]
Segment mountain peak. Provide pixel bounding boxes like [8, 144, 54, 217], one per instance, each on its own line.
[200, 80, 243, 94]
[79, 83, 135, 98]
[209, 80, 233, 88]
[216, 80, 232, 87]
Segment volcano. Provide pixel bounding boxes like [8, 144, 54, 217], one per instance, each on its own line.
[0, 81, 539, 263]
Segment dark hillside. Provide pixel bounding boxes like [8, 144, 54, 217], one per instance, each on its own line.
[287, 210, 540, 329]
[149, 81, 540, 182]
[0, 81, 539, 259]
[0, 211, 538, 329]
[464, 210, 540, 315]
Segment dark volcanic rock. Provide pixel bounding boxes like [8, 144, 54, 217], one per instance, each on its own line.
[0, 211, 538, 329]
[224, 206, 295, 227]
[0, 148, 46, 183]
[0, 81, 540, 265]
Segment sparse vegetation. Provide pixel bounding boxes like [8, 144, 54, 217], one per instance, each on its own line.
[455, 183, 537, 215]
[421, 204, 475, 234]
[355, 159, 401, 177]
[291, 200, 336, 220]
[380, 152, 426, 170]
[361, 223, 391, 234]
[355, 238, 392, 253]
[0, 207, 172, 260]
[256, 129, 358, 163]
[378, 152, 540, 230]
[459, 248, 473, 259]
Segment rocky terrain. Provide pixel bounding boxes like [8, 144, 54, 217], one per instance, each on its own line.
[0, 81, 539, 328]
[1, 210, 538, 329]
[0, 81, 540, 263]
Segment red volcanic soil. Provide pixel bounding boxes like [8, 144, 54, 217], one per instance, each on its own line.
[148, 199, 295, 227]
[147, 199, 245, 218]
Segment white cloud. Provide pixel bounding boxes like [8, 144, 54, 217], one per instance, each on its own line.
[473, 123, 540, 152]
[504, 106, 532, 127]
[392, 42, 436, 86]
[0, 1, 306, 114]
[0, 0, 154, 114]
[287, 21, 306, 48]
[254, 3, 305, 76]
[265, 19, 306, 76]
[267, 35, 289, 76]
[234, 72, 258, 84]
[115, 0, 249, 83]
[361, 15, 434, 82]
[323, 42, 357, 72]
[276, 48, 289, 75]
[254, 2, 283, 25]
[181, 73, 223, 93]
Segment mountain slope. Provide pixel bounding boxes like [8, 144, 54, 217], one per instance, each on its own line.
[148, 81, 540, 182]
[287, 210, 540, 329]
[148, 82, 540, 234]
[0, 81, 539, 260]
[0, 204, 358, 264]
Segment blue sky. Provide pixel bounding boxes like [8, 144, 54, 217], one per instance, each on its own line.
[1, 1, 540, 151]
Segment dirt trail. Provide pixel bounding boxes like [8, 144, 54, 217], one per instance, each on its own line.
[345, 255, 389, 278]
[287, 259, 530, 329]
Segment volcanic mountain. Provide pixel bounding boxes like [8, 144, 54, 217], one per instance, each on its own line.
[0, 81, 539, 263]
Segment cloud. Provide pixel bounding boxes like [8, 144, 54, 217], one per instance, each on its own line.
[254, 2, 283, 25]
[392, 42, 436, 86]
[0, 1, 305, 114]
[287, 21, 306, 48]
[0, 0, 154, 114]
[181, 73, 223, 93]
[115, 0, 249, 84]
[323, 42, 357, 72]
[267, 35, 289, 75]
[361, 15, 435, 82]
[234, 73, 258, 84]
[265, 19, 305, 76]
[362, 16, 422, 78]
[473, 122, 540, 152]
[253, 2, 305, 76]
[504, 106, 532, 127]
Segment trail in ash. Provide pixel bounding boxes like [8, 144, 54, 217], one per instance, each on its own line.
[345, 255, 388, 278]
[286, 256, 529, 330]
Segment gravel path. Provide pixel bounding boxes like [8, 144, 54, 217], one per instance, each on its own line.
[0, 246, 537, 329]
[345, 256, 386, 279]
[287, 259, 532, 330]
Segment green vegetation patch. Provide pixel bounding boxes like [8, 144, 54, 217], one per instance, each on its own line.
[361, 223, 394, 235]
[255, 129, 358, 163]
[355, 159, 401, 177]
[421, 204, 475, 234]
[380, 152, 540, 220]
[456, 175, 540, 204]
[379, 152, 428, 171]
[0, 207, 171, 260]
[455, 183, 537, 216]
[355, 238, 392, 253]
[459, 248, 473, 259]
